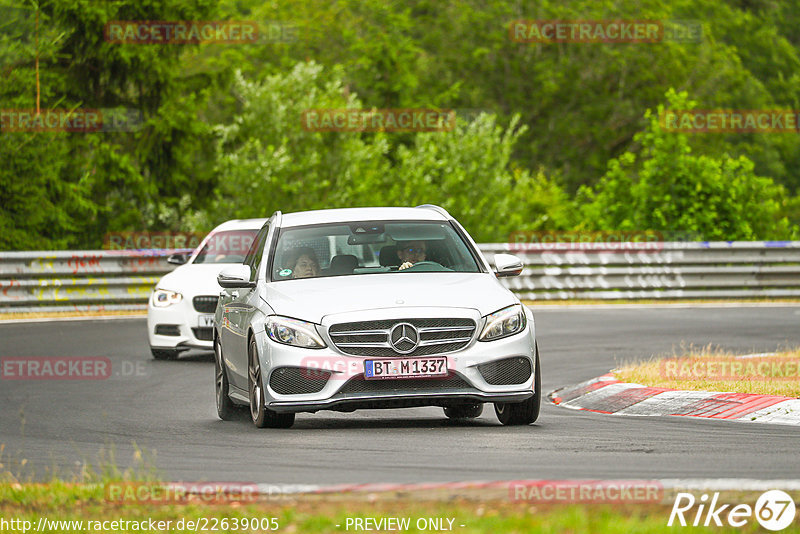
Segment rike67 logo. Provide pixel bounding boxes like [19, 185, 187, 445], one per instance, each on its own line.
[669, 490, 796, 530]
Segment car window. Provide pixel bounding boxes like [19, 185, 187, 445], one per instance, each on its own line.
[270, 221, 480, 281]
[244, 223, 270, 279]
[192, 229, 258, 264]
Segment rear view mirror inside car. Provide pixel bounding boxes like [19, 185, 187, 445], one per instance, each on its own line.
[385, 222, 448, 241]
[347, 233, 386, 245]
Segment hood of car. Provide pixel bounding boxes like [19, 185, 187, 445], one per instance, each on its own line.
[263, 273, 517, 324]
[155, 263, 230, 297]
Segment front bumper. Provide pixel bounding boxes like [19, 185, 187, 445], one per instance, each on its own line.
[256, 307, 537, 414]
[147, 293, 217, 351]
[267, 388, 534, 413]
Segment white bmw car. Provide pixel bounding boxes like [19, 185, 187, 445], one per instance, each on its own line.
[214, 206, 540, 427]
[147, 218, 266, 360]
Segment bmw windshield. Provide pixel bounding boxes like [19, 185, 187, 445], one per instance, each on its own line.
[270, 221, 481, 281]
[192, 230, 258, 264]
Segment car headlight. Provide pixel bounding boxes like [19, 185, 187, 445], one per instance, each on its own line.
[266, 316, 326, 349]
[479, 304, 527, 341]
[152, 289, 183, 308]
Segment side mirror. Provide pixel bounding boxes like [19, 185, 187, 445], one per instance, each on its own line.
[217, 264, 255, 288]
[493, 253, 523, 277]
[167, 253, 188, 265]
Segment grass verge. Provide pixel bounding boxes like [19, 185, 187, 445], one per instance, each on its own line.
[2, 446, 798, 532]
[1, 482, 791, 533]
[614, 346, 800, 397]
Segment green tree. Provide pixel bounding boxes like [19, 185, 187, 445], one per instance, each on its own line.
[391, 113, 570, 242]
[0, 0, 222, 249]
[0, 3, 98, 250]
[0, 132, 98, 250]
[578, 89, 797, 240]
[203, 62, 572, 243]
[204, 62, 391, 227]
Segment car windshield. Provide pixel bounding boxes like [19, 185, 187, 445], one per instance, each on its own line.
[192, 229, 258, 264]
[271, 221, 480, 281]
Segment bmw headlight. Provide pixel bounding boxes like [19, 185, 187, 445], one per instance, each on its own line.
[152, 288, 183, 308]
[479, 304, 527, 341]
[266, 316, 326, 349]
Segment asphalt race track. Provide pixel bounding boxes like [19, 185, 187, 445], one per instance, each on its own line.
[2, 305, 800, 484]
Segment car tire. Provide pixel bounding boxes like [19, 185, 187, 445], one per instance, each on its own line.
[494, 343, 541, 426]
[151, 348, 178, 360]
[248, 337, 295, 429]
[444, 404, 483, 419]
[214, 334, 238, 421]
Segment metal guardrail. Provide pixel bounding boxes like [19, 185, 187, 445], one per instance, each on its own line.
[480, 241, 800, 300]
[1, 242, 799, 312]
[0, 249, 188, 312]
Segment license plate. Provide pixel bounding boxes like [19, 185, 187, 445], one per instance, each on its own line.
[198, 315, 214, 327]
[364, 357, 447, 380]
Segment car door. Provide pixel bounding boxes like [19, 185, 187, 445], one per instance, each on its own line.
[222, 222, 270, 390]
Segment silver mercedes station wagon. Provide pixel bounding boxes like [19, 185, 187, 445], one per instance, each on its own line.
[213, 206, 540, 428]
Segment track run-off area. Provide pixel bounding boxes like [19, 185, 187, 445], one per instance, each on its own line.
[1, 304, 799, 484]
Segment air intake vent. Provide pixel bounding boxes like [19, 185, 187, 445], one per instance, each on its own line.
[155, 324, 180, 336]
[193, 295, 218, 313]
[477, 357, 532, 385]
[269, 367, 330, 395]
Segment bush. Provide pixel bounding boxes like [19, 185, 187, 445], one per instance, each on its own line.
[578, 89, 798, 240]
[202, 62, 573, 242]
[205, 62, 391, 227]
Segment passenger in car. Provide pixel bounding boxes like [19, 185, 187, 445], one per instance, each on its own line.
[397, 240, 427, 270]
[288, 247, 320, 279]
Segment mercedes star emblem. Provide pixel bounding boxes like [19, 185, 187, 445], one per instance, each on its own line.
[389, 322, 420, 354]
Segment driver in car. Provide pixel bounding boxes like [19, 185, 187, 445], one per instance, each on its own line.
[397, 240, 427, 270]
[288, 247, 320, 279]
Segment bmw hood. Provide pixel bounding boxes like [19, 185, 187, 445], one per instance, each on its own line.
[155, 263, 230, 297]
[263, 273, 517, 324]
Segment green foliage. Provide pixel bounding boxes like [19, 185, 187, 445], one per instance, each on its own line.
[0, 132, 98, 249]
[3, 0, 800, 249]
[201, 62, 569, 243]
[253, 0, 800, 194]
[0, 0, 221, 249]
[781, 194, 800, 234]
[205, 62, 391, 226]
[578, 89, 798, 240]
[389, 114, 570, 242]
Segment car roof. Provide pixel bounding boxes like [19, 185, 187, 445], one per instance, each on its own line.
[280, 207, 450, 228]
[210, 218, 268, 232]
